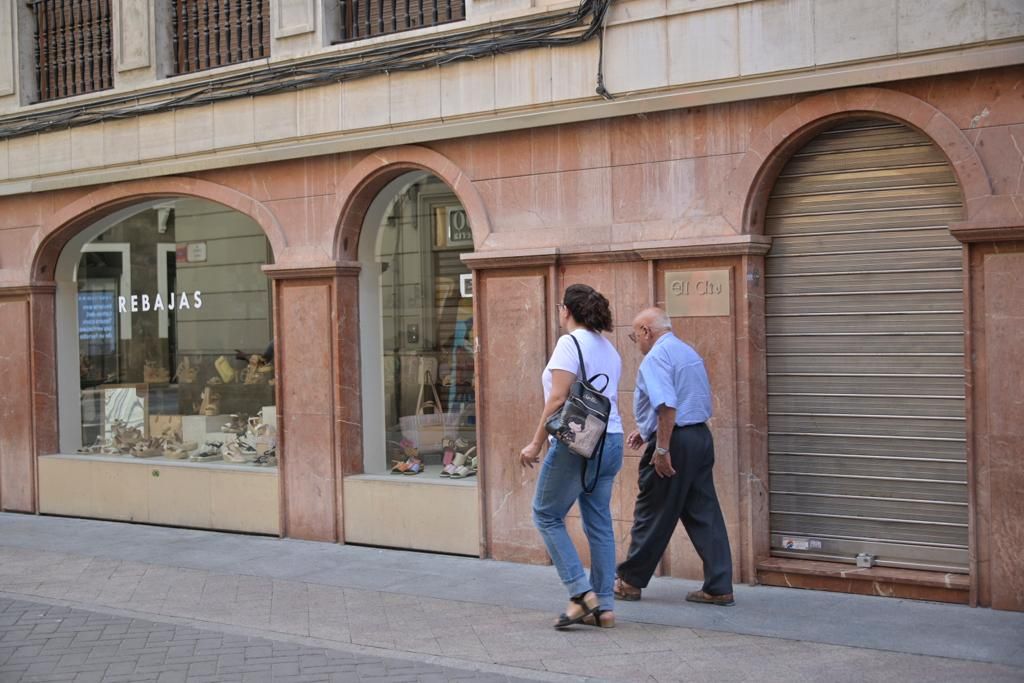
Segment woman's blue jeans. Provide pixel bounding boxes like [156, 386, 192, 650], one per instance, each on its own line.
[532, 433, 624, 611]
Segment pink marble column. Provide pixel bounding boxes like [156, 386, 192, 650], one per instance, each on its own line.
[268, 264, 362, 543]
[0, 293, 36, 512]
[477, 270, 551, 564]
[977, 248, 1024, 611]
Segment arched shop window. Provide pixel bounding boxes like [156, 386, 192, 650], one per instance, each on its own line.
[358, 172, 477, 479]
[59, 198, 278, 468]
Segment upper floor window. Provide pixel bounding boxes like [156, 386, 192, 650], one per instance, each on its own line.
[32, 0, 114, 102]
[341, 0, 466, 42]
[171, 0, 270, 75]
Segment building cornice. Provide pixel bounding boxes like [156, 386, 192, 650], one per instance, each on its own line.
[2, 41, 1022, 198]
[263, 262, 362, 280]
[462, 236, 772, 269]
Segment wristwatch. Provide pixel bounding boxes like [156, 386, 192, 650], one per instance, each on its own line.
[654, 447, 669, 457]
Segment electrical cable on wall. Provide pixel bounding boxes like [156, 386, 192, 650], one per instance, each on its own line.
[0, 0, 612, 142]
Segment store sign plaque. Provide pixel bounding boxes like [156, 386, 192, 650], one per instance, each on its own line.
[665, 269, 731, 317]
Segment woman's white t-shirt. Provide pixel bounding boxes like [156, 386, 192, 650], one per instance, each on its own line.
[542, 329, 624, 434]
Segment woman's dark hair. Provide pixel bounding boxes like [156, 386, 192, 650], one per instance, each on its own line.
[562, 284, 613, 332]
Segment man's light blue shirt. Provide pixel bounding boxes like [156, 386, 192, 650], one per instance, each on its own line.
[634, 333, 713, 441]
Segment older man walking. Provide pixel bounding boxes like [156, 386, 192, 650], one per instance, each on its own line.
[614, 307, 734, 606]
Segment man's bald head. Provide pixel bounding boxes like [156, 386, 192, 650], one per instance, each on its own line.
[633, 307, 672, 331]
[631, 307, 672, 354]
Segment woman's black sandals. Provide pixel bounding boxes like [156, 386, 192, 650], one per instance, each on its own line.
[554, 591, 599, 629]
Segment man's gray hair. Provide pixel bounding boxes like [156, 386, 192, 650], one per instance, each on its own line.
[650, 309, 672, 331]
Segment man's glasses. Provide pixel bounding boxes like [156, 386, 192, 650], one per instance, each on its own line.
[628, 326, 649, 344]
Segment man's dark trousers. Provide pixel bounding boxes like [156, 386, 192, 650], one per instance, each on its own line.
[617, 423, 733, 595]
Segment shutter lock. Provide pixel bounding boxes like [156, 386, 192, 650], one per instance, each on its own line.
[856, 553, 876, 568]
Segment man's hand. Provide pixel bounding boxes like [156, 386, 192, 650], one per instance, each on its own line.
[653, 449, 677, 478]
[627, 430, 644, 451]
[519, 441, 543, 469]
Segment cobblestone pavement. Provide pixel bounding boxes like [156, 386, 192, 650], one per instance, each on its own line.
[0, 597, 534, 683]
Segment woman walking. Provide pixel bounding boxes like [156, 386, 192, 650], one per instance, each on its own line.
[519, 284, 624, 629]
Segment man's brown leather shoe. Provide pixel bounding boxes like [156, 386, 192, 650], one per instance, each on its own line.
[614, 577, 642, 601]
[686, 590, 735, 606]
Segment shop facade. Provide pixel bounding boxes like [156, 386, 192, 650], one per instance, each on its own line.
[0, 1, 1022, 612]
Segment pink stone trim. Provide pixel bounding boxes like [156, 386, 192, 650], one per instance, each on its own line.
[31, 177, 286, 281]
[728, 87, 993, 235]
[331, 145, 492, 260]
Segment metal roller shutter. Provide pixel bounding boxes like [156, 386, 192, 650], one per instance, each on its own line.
[765, 119, 968, 573]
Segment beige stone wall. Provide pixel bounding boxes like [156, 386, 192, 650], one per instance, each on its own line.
[1, 0, 1022, 195]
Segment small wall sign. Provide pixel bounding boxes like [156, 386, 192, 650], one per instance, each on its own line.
[446, 207, 472, 246]
[665, 269, 731, 317]
[186, 242, 207, 263]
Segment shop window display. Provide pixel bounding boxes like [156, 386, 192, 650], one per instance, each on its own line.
[369, 174, 477, 479]
[71, 199, 278, 468]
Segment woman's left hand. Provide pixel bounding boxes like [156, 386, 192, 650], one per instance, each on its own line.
[519, 441, 543, 468]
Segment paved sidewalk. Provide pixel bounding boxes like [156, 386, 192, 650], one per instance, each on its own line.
[0, 597, 530, 683]
[0, 514, 1022, 682]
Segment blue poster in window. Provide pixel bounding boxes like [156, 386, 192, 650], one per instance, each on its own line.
[78, 291, 116, 354]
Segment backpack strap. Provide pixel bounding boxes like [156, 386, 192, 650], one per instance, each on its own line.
[569, 334, 587, 380]
[570, 333, 609, 392]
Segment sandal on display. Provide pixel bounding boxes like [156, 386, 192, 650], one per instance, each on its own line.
[77, 437, 104, 455]
[252, 452, 278, 467]
[399, 438, 418, 458]
[129, 438, 164, 458]
[189, 441, 224, 463]
[449, 464, 476, 479]
[220, 414, 246, 434]
[163, 441, 198, 460]
[451, 447, 471, 469]
[450, 449, 478, 478]
[391, 455, 423, 474]
[222, 438, 258, 463]
[257, 446, 277, 467]
[110, 421, 144, 453]
[440, 464, 458, 477]
[554, 591, 599, 629]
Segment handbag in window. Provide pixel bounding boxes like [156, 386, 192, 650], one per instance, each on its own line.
[544, 335, 610, 493]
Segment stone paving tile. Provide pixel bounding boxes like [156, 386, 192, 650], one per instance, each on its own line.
[0, 598, 539, 683]
[3, 542, 1024, 682]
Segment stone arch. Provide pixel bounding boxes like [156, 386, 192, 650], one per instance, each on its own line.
[726, 87, 993, 235]
[31, 176, 287, 281]
[331, 145, 491, 261]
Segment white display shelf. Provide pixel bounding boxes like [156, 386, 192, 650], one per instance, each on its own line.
[43, 452, 278, 474]
[347, 469, 478, 486]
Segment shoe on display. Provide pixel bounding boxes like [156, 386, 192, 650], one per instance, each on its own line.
[76, 436, 104, 455]
[252, 448, 278, 467]
[129, 438, 164, 458]
[189, 441, 224, 463]
[222, 437, 259, 463]
[450, 450, 478, 479]
[220, 414, 246, 434]
[163, 441, 198, 460]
